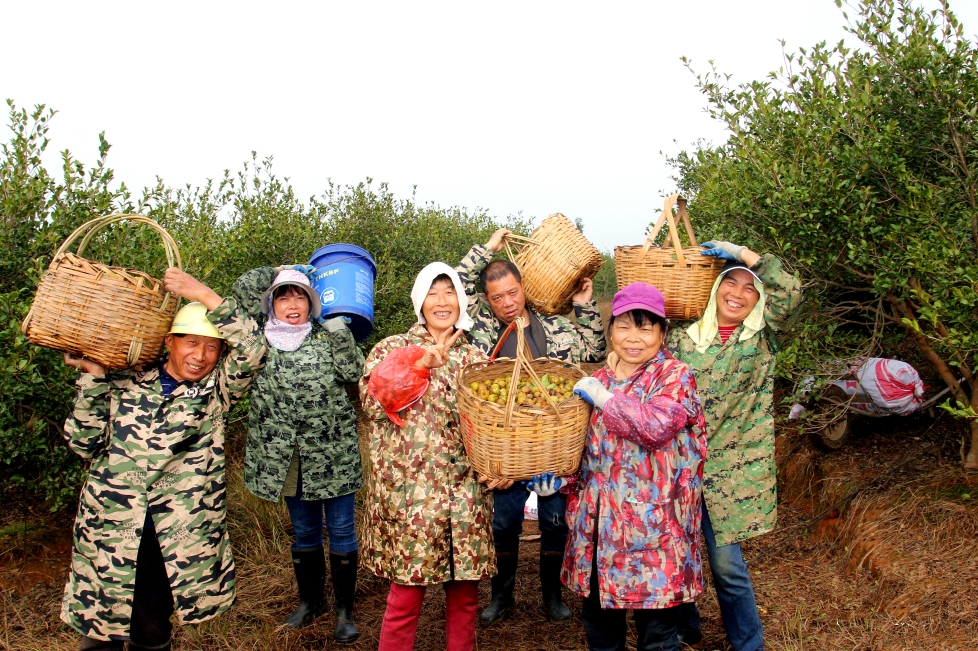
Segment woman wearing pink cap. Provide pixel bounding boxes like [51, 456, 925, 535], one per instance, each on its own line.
[564, 282, 709, 651]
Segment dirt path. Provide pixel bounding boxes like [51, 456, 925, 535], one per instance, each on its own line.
[3, 414, 977, 650]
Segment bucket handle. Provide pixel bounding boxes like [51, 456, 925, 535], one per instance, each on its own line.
[639, 195, 700, 265]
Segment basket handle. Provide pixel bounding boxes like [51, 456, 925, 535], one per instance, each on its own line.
[660, 197, 699, 249]
[496, 317, 563, 428]
[500, 233, 543, 274]
[639, 195, 689, 266]
[56, 213, 182, 310]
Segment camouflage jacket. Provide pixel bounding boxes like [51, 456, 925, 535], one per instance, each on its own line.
[562, 351, 708, 609]
[245, 271, 365, 502]
[358, 324, 495, 585]
[455, 244, 607, 362]
[665, 254, 802, 546]
[60, 271, 267, 641]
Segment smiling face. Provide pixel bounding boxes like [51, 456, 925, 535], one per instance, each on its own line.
[610, 311, 664, 369]
[273, 285, 311, 325]
[715, 269, 761, 327]
[484, 271, 528, 325]
[163, 333, 224, 383]
[422, 277, 460, 332]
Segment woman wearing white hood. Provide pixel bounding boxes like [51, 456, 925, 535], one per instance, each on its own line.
[359, 262, 511, 651]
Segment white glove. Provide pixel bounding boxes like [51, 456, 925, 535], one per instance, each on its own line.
[526, 472, 566, 497]
[573, 377, 613, 410]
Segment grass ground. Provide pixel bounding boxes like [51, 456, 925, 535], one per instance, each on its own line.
[2, 390, 977, 650]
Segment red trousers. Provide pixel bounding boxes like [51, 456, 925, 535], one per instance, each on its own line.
[378, 579, 479, 651]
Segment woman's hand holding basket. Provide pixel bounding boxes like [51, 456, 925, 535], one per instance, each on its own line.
[573, 377, 612, 410]
[701, 241, 761, 267]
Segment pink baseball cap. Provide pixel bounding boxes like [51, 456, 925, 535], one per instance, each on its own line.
[612, 282, 666, 318]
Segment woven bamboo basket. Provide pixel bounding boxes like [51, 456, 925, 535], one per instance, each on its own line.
[22, 213, 182, 370]
[458, 318, 590, 480]
[505, 213, 603, 316]
[615, 195, 722, 320]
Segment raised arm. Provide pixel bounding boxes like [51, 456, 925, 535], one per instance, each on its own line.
[569, 278, 607, 363]
[455, 228, 510, 302]
[753, 254, 803, 330]
[700, 243, 802, 331]
[202, 267, 276, 410]
[323, 317, 365, 384]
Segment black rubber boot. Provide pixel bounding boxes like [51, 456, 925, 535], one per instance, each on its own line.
[329, 550, 360, 644]
[480, 551, 519, 626]
[79, 637, 125, 651]
[540, 550, 572, 622]
[127, 641, 172, 651]
[283, 546, 327, 628]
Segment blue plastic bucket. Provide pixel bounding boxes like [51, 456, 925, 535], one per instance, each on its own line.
[308, 244, 377, 342]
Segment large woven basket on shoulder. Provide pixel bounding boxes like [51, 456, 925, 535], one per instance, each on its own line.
[458, 318, 590, 481]
[615, 195, 722, 320]
[505, 213, 603, 316]
[22, 213, 182, 370]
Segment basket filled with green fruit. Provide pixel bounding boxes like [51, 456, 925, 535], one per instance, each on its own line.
[458, 317, 590, 480]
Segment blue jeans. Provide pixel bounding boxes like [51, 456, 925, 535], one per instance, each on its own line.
[491, 484, 568, 553]
[676, 504, 764, 651]
[283, 468, 358, 553]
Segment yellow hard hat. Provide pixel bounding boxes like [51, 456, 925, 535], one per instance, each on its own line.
[168, 302, 224, 339]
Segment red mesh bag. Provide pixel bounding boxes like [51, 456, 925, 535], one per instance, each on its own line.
[367, 345, 431, 426]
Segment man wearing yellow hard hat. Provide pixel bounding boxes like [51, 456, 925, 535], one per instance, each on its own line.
[61, 266, 276, 651]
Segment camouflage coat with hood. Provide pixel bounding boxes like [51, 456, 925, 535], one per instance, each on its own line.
[358, 324, 495, 585]
[245, 270, 365, 502]
[60, 268, 268, 641]
[665, 254, 802, 546]
[455, 243, 607, 362]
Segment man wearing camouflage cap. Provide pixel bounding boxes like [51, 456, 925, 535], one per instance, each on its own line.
[456, 227, 606, 626]
[666, 241, 803, 651]
[61, 266, 272, 651]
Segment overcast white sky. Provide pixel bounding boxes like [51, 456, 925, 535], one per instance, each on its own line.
[4, 1, 976, 252]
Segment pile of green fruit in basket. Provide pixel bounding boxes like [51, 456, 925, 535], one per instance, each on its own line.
[468, 373, 576, 407]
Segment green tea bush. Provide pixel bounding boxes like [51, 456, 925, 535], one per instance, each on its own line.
[669, 0, 978, 466]
[0, 103, 532, 508]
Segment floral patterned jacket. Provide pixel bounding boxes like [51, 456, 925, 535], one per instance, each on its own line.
[358, 324, 495, 585]
[561, 349, 708, 609]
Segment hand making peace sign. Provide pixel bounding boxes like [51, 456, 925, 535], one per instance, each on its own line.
[415, 327, 464, 370]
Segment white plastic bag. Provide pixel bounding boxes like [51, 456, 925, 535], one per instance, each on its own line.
[524, 491, 539, 521]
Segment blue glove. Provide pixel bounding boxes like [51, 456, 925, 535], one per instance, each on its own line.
[573, 377, 613, 410]
[292, 264, 317, 279]
[526, 472, 564, 497]
[700, 240, 744, 262]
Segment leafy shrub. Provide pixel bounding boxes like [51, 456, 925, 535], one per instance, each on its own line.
[669, 0, 978, 466]
[0, 104, 530, 507]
